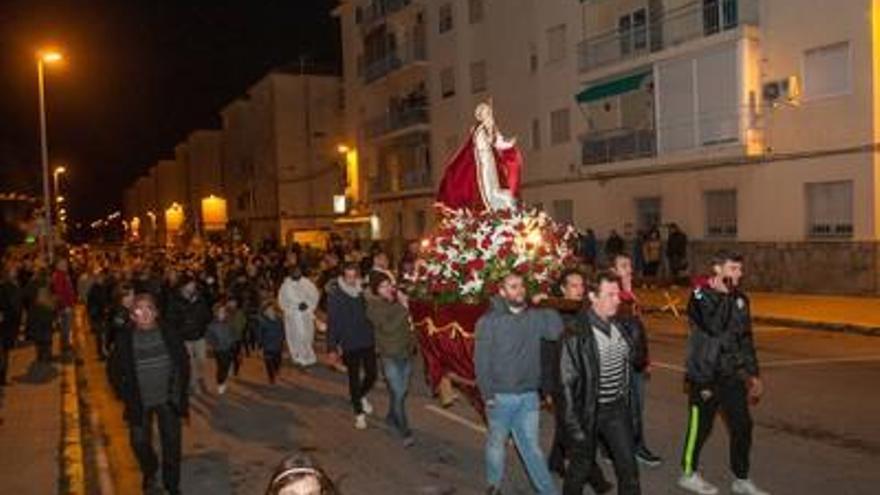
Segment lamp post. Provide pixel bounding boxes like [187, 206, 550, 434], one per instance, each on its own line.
[38, 49, 63, 263]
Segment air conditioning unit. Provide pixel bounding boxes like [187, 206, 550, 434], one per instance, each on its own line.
[763, 76, 801, 105]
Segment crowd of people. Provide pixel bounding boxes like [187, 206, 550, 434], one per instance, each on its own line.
[0, 234, 767, 495]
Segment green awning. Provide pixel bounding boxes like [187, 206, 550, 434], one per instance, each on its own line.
[576, 72, 650, 103]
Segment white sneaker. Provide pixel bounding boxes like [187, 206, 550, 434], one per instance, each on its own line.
[354, 414, 367, 430]
[217, 383, 227, 395]
[678, 473, 719, 495]
[732, 478, 769, 495]
[361, 397, 373, 415]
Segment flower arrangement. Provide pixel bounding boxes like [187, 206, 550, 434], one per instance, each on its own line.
[409, 206, 578, 304]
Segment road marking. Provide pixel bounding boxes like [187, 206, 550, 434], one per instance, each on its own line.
[761, 356, 880, 368]
[652, 355, 880, 374]
[425, 404, 487, 434]
[651, 361, 686, 373]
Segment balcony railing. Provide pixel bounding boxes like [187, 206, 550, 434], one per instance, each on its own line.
[362, 36, 427, 83]
[360, 0, 415, 26]
[578, 0, 758, 73]
[364, 106, 429, 140]
[581, 128, 656, 166]
[370, 169, 431, 196]
[370, 161, 432, 196]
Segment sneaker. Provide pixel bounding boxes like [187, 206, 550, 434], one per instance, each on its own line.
[732, 478, 770, 495]
[636, 446, 663, 467]
[678, 473, 719, 495]
[402, 435, 416, 448]
[361, 397, 374, 415]
[217, 383, 227, 395]
[355, 414, 367, 430]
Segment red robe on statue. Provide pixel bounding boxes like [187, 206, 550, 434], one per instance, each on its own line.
[436, 129, 522, 211]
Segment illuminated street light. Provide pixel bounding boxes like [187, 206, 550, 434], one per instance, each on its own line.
[37, 48, 65, 262]
[336, 144, 351, 154]
[39, 50, 63, 64]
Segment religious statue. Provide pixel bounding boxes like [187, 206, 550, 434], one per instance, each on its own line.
[436, 102, 522, 211]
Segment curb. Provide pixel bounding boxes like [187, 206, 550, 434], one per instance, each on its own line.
[60, 351, 86, 495]
[642, 305, 880, 337]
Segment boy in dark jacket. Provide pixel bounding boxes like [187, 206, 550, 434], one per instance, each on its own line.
[111, 293, 189, 495]
[257, 301, 285, 384]
[327, 263, 376, 430]
[206, 302, 235, 394]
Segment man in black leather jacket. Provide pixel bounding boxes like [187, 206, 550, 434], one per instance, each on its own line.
[542, 268, 612, 493]
[560, 270, 641, 495]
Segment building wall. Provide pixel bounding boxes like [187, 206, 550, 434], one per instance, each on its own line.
[180, 130, 223, 233]
[272, 74, 344, 241]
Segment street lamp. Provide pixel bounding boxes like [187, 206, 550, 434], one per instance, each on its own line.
[38, 49, 64, 263]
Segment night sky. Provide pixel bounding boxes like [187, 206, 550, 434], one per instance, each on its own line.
[0, 0, 340, 224]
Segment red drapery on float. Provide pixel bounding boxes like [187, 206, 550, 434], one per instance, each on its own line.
[410, 300, 488, 414]
[436, 130, 522, 211]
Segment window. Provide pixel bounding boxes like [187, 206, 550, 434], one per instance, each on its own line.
[439, 3, 454, 33]
[807, 181, 853, 237]
[529, 43, 538, 74]
[703, 0, 740, 35]
[470, 60, 487, 94]
[531, 118, 542, 150]
[553, 199, 574, 225]
[618, 9, 647, 55]
[705, 189, 737, 237]
[469, 0, 484, 24]
[440, 67, 456, 98]
[804, 41, 851, 100]
[414, 210, 427, 236]
[550, 108, 571, 144]
[636, 197, 662, 232]
[445, 134, 459, 156]
[546, 24, 567, 63]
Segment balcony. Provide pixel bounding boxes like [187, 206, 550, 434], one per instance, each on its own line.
[578, 0, 758, 73]
[369, 166, 432, 196]
[580, 128, 656, 166]
[362, 36, 427, 83]
[360, 0, 415, 27]
[364, 106, 429, 140]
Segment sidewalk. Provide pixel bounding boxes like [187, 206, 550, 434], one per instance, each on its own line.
[0, 344, 62, 494]
[636, 286, 880, 335]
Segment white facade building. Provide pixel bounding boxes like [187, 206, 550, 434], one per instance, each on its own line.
[337, 0, 880, 294]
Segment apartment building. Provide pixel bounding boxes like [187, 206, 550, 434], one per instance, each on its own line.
[336, 0, 585, 245]
[548, 0, 879, 293]
[337, 0, 880, 294]
[220, 69, 345, 246]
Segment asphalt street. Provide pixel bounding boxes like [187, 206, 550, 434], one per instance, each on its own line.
[81, 314, 880, 494]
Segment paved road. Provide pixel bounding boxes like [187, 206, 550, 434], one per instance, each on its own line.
[82, 315, 880, 494]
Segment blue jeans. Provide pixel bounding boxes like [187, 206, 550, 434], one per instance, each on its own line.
[58, 308, 72, 347]
[630, 371, 647, 449]
[485, 392, 558, 494]
[382, 356, 412, 437]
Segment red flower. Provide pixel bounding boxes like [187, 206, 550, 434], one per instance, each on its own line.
[467, 258, 486, 272]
